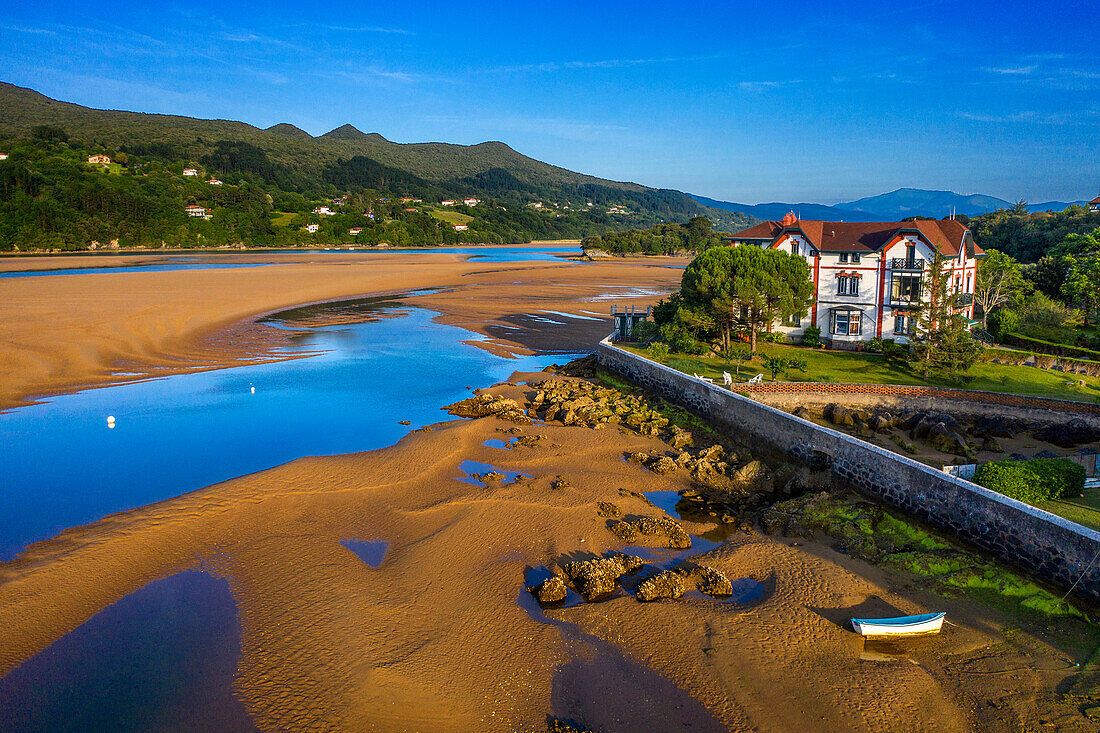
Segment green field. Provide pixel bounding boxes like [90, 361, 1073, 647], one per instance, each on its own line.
[428, 208, 474, 226]
[620, 342, 1100, 402]
[270, 211, 297, 227]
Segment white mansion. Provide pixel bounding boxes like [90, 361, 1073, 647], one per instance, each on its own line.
[727, 212, 983, 348]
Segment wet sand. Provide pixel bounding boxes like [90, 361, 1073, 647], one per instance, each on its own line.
[0, 245, 680, 411]
[2, 250, 1096, 731]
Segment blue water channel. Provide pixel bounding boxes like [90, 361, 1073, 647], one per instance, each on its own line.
[0, 245, 577, 278]
[0, 300, 580, 559]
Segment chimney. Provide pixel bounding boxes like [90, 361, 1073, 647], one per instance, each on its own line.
[780, 210, 797, 227]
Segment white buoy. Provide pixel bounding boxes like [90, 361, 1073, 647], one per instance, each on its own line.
[107, 415, 116, 428]
[250, 386, 256, 394]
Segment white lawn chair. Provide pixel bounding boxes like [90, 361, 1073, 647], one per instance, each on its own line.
[747, 373, 763, 384]
[692, 372, 715, 384]
[722, 371, 733, 386]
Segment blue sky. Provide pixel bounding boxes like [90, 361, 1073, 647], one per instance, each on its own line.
[1, 1, 1097, 203]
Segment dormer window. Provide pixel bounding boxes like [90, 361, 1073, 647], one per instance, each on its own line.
[850, 253, 860, 264]
[839, 253, 849, 263]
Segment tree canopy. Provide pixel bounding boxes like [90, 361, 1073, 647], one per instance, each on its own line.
[675, 244, 815, 350]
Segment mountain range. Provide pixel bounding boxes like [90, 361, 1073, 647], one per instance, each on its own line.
[693, 188, 1089, 223]
[0, 82, 752, 231]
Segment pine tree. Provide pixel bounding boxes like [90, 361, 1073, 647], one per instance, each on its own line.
[908, 254, 984, 380]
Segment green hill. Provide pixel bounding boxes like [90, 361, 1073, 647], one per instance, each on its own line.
[0, 82, 753, 250]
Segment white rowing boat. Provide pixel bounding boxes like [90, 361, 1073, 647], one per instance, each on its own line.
[850, 612, 946, 637]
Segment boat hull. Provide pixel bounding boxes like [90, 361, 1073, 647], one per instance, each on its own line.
[850, 612, 945, 637]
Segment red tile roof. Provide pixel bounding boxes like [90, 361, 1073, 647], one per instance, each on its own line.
[728, 218, 981, 257]
[1090, 196, 1100, 205]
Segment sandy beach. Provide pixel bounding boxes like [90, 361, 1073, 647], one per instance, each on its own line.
[1, 247, 1096, 731]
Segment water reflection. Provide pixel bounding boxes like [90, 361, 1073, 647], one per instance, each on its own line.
[0, 303, 580, 559]
[340, 539, 390, 568]
[0, 571, 255, 733]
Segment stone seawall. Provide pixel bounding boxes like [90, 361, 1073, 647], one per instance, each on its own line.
[596, 336, 1100, 603]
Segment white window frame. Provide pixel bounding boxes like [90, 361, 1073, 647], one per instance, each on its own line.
[833, 310, 862, 336]
[894, 312, 910, 335]
[837, 276, 860, 296]
[851, 253, 861, 264]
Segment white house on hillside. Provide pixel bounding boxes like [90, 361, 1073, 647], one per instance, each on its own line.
[453, 224, 468, 231]
[206, 179, 223, 186]
[183, 168, 199, 176]
[312, 206, 336, 216]
[305, 224, 319, 233]
[184, 205, 206, 218]
[728, 212, 982, 348]
[463, 197, 480, 206]
[1090, 196, 1100, 213]
[441, 200, 456, 207]
[0, 153, 9, 161]
[87, 154, 112, 165]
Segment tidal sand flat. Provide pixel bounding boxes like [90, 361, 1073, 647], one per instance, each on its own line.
[0, 251, 1094, 731]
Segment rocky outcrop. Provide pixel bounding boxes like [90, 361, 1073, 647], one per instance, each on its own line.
[597, 501, 622, 518]
[635, 570, 686, 602]
[530, 378, 669, 435]
[445, 394, 531, 423]
[1034, 419, 1100, 449]
[609, 516, 692, 549]
[562, 554, 645, 601]
[530, 575, 568, 603]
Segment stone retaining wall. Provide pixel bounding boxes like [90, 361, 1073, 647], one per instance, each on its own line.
[734, 384, 1100, 428]
[596, 336, 1100, 603]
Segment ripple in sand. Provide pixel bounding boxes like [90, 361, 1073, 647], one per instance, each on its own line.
[0, 570, 255, 733]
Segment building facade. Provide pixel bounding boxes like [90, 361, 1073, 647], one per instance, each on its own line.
[728, 213, 982, 348]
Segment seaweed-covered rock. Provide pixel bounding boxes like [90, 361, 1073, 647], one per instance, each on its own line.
[731, 460, 774, 492]
[445, 394, 531, 424]
[632, 516, 692, 549]
[531, 575, 568, 603]
[609, 520, 639, 543]
[636, 570, 686, 602]
[668, 426, 694, 449]
[597, 501, 622, 518]
[695, 566, 733, 597]
[646, 456, 678, 475]
[927, 424, 970, 456]
[551, 476, 572, 490]
[792, 406, 815, 420]
[562, 554, 645, 601]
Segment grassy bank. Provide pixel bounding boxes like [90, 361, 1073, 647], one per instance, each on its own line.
[620, 342, 1100, 402]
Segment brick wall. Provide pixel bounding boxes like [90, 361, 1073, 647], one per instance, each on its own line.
[596, 336, 1100, 603]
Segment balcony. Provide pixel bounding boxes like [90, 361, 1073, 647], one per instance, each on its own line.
[890, 258, 925, 270]
[953, 292, 974, 308]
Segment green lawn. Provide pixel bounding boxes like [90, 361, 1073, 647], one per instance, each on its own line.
[1042, 487, 1100, 532]
[270, 211, 298, 227]
[620, 342, 1100, 403]
[428, 208, 474, 226]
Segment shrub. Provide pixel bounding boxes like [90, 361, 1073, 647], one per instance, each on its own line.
[801, 324, 821, 347]
[986, 309, 1020, 341]
[646, 341, 670, 359]
[865, 337, 885, 353]
[972, 458, 1084, 506]
[631, 320, 660, 344]
[758, 331, 787, 344]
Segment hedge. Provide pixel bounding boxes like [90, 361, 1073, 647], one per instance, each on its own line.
[972, 458, 1085, 506]
[1002, 332, 1100, 363]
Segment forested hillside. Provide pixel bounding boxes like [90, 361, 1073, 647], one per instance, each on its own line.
[0, 82, 753, 251]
